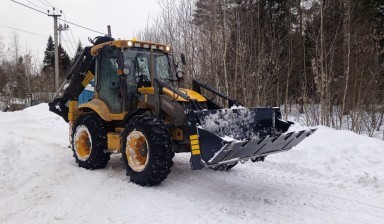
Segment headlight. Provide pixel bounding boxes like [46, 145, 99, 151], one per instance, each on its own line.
[176, 72, 183, 79]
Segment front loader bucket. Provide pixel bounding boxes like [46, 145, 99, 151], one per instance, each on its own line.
[187, 108, 316, 170]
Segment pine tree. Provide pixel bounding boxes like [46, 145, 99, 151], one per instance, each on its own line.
[59, 44, 71, 74]
[0, 61, 8, 95]
[13, 56, 27, 98]
[73, 41, 84, 63]
[43, 36, 54, 71]
[42, 36, 71, 81]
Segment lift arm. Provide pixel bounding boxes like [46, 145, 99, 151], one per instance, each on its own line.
[48, 36, 115, 122]
[48, 46, 95, 122]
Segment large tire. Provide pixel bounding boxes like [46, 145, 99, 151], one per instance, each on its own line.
[121, 115, 174, 186]
[71, 113, 110, 169]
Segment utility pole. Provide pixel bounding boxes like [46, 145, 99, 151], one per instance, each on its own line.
[48, 8, 62, 92]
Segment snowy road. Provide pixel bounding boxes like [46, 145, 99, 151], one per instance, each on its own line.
[0, 104, 383, 224]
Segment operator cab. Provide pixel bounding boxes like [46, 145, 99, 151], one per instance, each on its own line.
[93, 40, 174, 113]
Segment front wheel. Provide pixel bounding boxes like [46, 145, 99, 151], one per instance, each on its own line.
[71, 113, 110, 169]
[121, 115, 174, 186]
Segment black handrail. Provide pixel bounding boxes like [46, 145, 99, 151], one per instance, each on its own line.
[154, 78, 201, 112]
[156, 78, 190, 101]
[192, 79, 238, 107]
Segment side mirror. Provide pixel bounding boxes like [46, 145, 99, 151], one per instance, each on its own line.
[180, 53, 186, 65]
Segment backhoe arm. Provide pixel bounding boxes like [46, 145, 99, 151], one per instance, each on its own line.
[48, 36, 115, 122]
[48, 46, 95, 122]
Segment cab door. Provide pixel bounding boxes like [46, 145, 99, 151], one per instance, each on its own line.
[96, 47, 122, 114]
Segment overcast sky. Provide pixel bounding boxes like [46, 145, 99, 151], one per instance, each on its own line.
[0, 0, 162, 62]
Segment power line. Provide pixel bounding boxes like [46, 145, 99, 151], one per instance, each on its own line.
[62, 11, 67, 20]
[0, 24, 47, 37]
[58, 18, 105, 35]
[26, 0, 48, 11]
[69, 28, 77, 46]
[62, 12, 78, 47]
[39, 0, 54, 7]
[40, 0, 53, 8]
[63, 29, 76, 52]
[11, 0, 95, 91]
[56, 12, 76, 55]
[61, 37, 74, 56]
[11, 0, 106, 35]
[11, 0, 47, 15]
[44, 1, 105, 35]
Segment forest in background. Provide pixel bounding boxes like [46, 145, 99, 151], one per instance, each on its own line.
[0, 34, 83, 102]
[139, 0, 384, 136]
[0, 0, 383, 137]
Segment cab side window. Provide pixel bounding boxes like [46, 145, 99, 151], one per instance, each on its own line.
[98, 49, 121, 113]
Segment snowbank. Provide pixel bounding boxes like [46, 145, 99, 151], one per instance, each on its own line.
[271, 125, 384, 189]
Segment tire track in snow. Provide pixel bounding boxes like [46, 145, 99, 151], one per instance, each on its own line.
[161, 154, 384, 224]
[251, 163, 384, 209]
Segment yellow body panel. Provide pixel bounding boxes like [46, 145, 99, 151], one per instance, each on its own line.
[191, 145, 200, 150]
[190, 140, 199, 145]
[82, 71, 94, 87]
[68, 100, 79, 121]
[191, 149, 201, 155]
[78, 99, 127, 121]
[91, 40, 170, 56]
[79, 99, 111, 121]
[189, 135, 198, 141]
[107, 132, 121, 152]
[138, 87, 206, 102]
[189, 134, 201, 155]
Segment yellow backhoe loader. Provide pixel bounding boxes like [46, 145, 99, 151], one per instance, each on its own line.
[49, 36, 316, 186]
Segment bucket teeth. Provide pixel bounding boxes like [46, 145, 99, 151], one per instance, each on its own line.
[206, 129, 316, 166]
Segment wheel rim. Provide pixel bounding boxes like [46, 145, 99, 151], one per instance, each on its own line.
[74, 125, 92, 161]
[126, 131, 149, 172]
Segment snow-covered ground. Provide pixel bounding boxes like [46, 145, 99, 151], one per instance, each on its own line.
[0, 104, 383, 224]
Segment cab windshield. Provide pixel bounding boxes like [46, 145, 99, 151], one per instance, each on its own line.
[123, 48, 172, 82]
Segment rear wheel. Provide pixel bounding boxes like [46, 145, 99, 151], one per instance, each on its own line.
[71, 113, 110, 169]
[121, 115, 174, 186]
